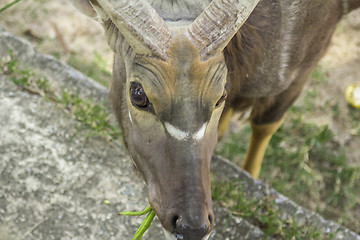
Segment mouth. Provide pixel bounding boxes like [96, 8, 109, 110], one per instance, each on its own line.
[163, 229, 211, 240]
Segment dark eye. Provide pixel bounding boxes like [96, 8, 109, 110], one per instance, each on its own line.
[130, 82, 148, 108]
[215, 89, 227, 108]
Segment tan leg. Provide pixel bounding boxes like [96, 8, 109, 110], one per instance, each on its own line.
[242, 117, 284, 179]
[218, 107, 234, 139]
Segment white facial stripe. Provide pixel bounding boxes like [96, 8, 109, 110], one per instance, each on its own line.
[164, 122, 189, 140]
[164, 122, 208, 141]
[193, 123, 207, 141]
[128, 111, 133, 123]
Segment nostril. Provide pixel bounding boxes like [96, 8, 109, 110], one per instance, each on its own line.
[171, 215, 179, 230]
[208, 214, 213, 225]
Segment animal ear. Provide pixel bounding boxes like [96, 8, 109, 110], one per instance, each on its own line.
[69, 0, 97, 18]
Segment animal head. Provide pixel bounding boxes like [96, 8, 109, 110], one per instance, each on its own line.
[70, 0, 259, 239]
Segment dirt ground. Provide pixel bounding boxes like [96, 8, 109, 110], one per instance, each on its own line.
[306, 11, 360, 165]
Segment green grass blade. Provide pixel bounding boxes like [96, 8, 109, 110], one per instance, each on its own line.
[120, 205, 152, 216]
[132, 210, 156, 240]
[0, 0, 22, 13]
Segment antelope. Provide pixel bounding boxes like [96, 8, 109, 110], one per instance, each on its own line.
[70, 0, 360, 239]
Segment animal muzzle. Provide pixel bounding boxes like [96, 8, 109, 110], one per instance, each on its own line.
[149, 179, 215, 240]
[164, 199, 214, 240]
[161, 202, 214, 240]
[147, 138, 216, 240]
[148, 166, 215, 240]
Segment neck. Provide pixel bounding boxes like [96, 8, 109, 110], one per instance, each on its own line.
[223, 2, 268, 100]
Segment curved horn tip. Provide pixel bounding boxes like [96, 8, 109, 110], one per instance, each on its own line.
[188, 0, 261, 59]
[70, 0, 98, 18]
[94, 0, 172, 60]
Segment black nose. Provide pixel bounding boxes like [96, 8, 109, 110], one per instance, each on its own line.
[171, 212, 214, 240]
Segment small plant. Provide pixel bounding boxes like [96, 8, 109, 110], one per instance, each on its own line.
[60, 90, 122, 140]
[1, 52, 51, 97]
[348, 106, 360, 135]
[310, 66, 329, 84]
[119, 206, 156, 240]
[0, 0, 22, 13]
[67, 51, 112, 87]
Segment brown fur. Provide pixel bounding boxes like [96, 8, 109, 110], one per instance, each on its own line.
[224, 4, 268, 100]
[223, 0, 346, 124]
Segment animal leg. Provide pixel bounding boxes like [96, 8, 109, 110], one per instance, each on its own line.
[242, 117, 284, 179]
[241, 72, 311, 179]
[218, 107, 234, 139]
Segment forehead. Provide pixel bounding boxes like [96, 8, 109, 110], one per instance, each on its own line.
[133, 35, 227, 93]
[131, 35, 227, 126]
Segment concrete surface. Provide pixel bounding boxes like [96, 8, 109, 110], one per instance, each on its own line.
[1, 28, 359, 240]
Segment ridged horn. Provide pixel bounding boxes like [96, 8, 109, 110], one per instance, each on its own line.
[70, 0, 98, 17]
[188, 0, 260, 60]
[91, 0, 172, 60]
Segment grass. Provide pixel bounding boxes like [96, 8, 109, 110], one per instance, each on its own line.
[60, 90, 121, 140]
[211, 180, 336, 239]
[2, 50, 51, 96]
[263, 117, 359, 216]
[349, 106, 360, 135]
[215, 66, 360, 234]
[0, 0, 22, 13]
[67, 51, 112, 87]
[1, 52, 121, 141]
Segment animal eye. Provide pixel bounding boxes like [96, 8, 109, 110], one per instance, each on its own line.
[215, 89, 227, 108]
[130, 82, 148, 108]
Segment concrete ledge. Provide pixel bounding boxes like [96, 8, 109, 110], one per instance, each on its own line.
[0, 28, 109, 103]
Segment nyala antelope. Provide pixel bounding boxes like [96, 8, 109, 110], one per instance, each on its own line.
[70, 0, 360, 239]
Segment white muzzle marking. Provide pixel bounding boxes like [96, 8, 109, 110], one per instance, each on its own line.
[193, 123, 207, 141]
[128, 111, 133, 123]
[164, 122, 208, 141]
[164, 122, 189, 140]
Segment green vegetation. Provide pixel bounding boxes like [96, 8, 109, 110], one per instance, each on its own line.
[2, 51, 51, 96]
[212, 180, 335, 239]
[349, 106, 360, 135]
[67, 51, 112, 87]
[216, 66, 360, 234]
[120, 206, 156, 240]
[0, 0, 22, 13]
[59, 90, 121, 140]
[1, 52, 121, 141]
